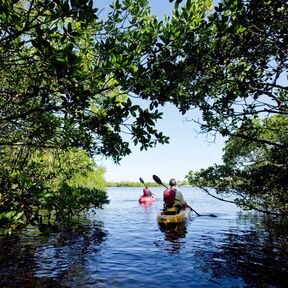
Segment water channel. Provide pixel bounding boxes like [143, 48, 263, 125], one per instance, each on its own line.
[0, 186, 287, 287]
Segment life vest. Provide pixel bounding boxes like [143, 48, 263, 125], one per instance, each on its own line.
[143, 188, 150, 196]
[163, 188, 176, 208]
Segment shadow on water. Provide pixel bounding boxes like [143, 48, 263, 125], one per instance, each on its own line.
[0, 220, 107, 288]
[195, 212, 288, 287]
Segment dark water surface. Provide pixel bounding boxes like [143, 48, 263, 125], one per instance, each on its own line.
[0, 187, 287, 287]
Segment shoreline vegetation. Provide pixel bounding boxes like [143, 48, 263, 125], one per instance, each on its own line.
[107, 180, 189, 187]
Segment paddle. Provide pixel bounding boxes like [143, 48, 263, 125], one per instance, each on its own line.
[152, 174, 217, 217]
[139, 177, 145, 185]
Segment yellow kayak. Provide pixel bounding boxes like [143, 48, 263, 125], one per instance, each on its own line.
[157, 208, 191, 225]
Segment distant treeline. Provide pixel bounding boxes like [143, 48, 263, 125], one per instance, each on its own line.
[107, 180, 188, 187]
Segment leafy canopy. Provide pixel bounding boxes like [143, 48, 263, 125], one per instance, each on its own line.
[0, 146, 108, 235]
[1, 0, 288, 229]
[0, 0, 172, 235]
[187, 115, 288, 216]
[0, 0, 169, 163]
[128, 0, 287, 147]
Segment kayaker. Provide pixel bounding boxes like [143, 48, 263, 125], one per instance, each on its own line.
[143, 186, 152, 197]
[163, 178, 188, 214]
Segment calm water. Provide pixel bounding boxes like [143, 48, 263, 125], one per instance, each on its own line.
[0, 187, 287, 287]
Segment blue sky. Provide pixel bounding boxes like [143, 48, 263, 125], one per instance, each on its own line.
[100, 104, 225, 182]
[96, 0, 225, 182]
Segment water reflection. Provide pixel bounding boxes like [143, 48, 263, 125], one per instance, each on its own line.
[195, 213, 288, 287]
[158, 222, 188, 254]
[0, 221, 107, 288]
[1, 187, 288, 287]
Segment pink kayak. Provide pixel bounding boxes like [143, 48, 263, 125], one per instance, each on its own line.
[138, 195, 156, 204]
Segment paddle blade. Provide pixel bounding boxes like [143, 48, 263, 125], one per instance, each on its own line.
[153, 175, 163, 185]
[139, 177, 144, 184]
